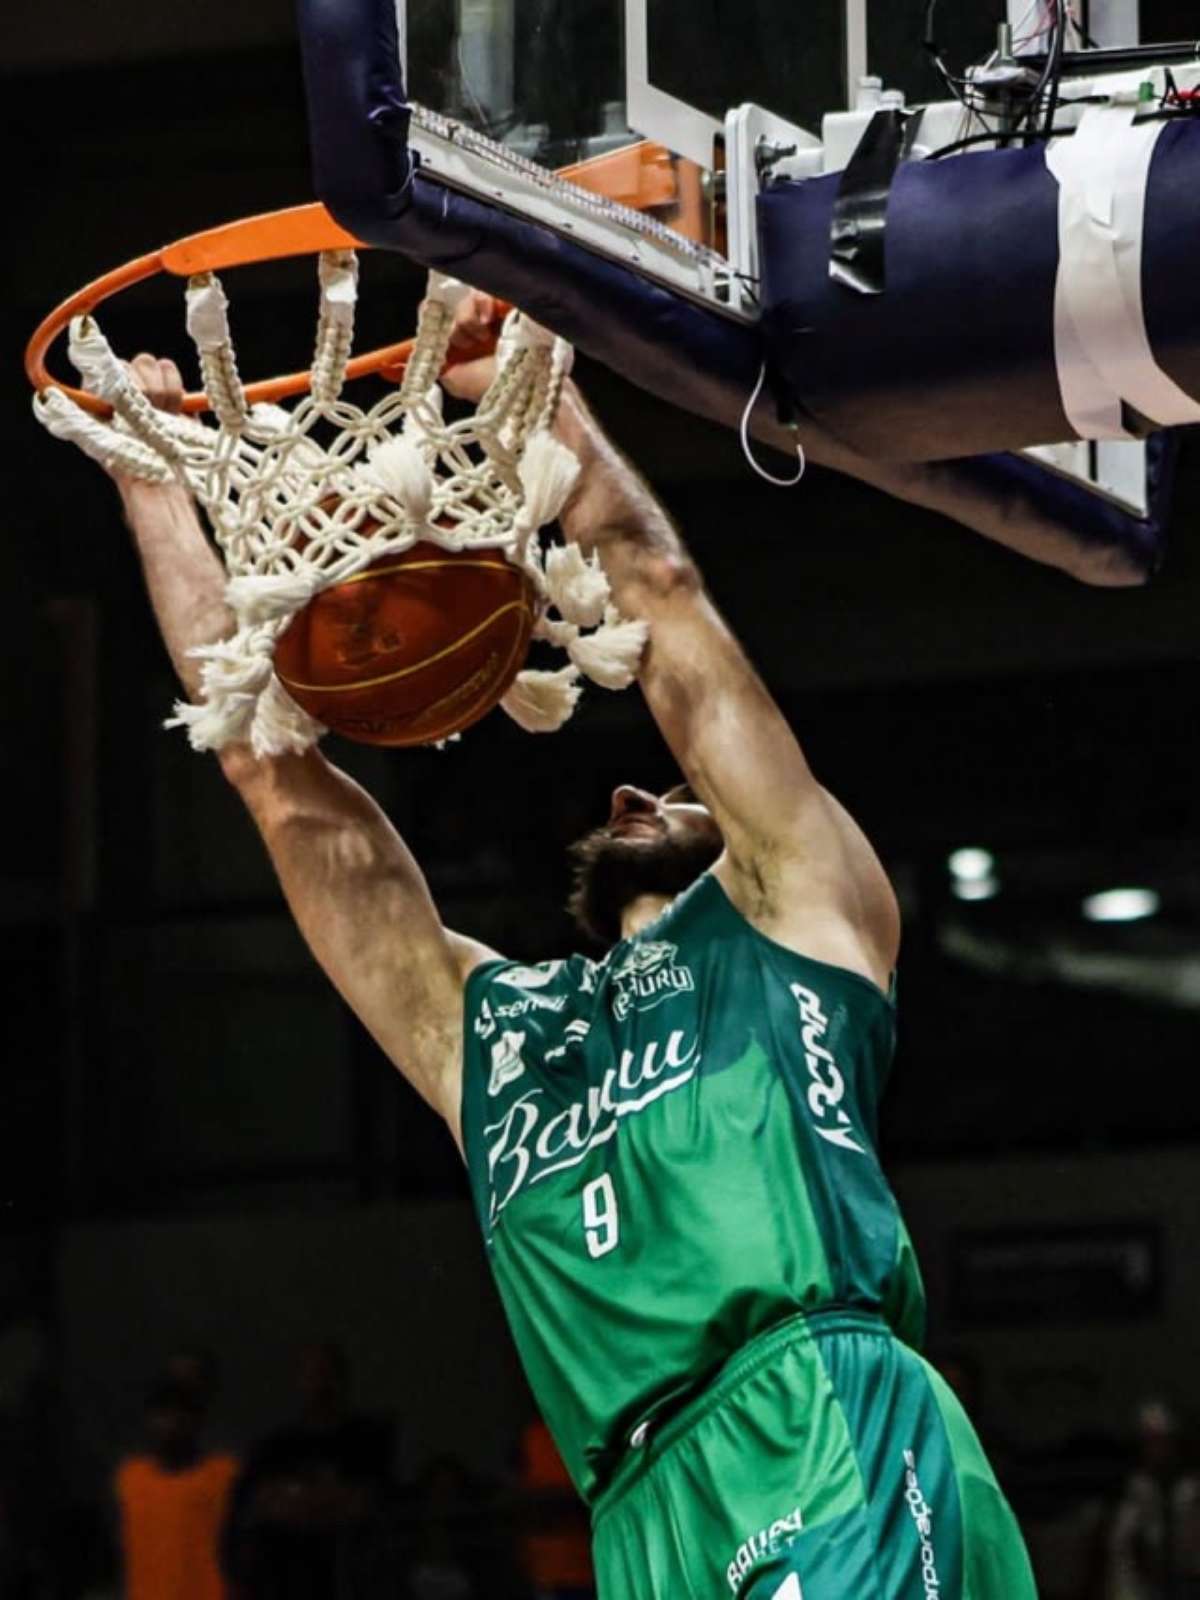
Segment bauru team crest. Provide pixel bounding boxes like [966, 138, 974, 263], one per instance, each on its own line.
[611, 941, 695, 1020]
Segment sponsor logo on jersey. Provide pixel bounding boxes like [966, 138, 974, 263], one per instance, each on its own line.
[483, 1028, 699, 1218]
[790, 984, 866, 1154]
[487, 1031, 528, 1096]
[902, 1448, 942, 1598]
[494, 961, 565, 991]
[611, 941, 695, 1020]
[493, 994, 568, 1021]
[725, 1506, 804, 1594]
[476, 986, 567, 1055]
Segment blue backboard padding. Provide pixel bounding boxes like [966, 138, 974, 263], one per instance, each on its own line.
[968, 433, 1176, 578]
[759, 122, 1200, 462]
[1143, 120, 1200, 403]
[760, 147, 1065, 459]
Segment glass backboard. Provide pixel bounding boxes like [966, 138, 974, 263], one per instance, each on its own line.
[397, 0, 1159, 515]
[401, 1, 1006, 172]
[399, 0, 736, 312]
[404, 0, 631, 171]
[398, 0, 871, 310]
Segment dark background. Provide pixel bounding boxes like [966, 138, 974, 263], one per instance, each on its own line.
[1, 1, 1198, 1595]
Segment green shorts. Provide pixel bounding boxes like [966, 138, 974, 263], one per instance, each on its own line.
[591, 1310, 1036, 1600]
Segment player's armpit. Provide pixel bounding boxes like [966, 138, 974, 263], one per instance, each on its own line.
[446, 929, 504, 984]
[221, 745, 501, 1145]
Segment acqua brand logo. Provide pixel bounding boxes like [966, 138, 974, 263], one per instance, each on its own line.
[789, 984, 865, 1154]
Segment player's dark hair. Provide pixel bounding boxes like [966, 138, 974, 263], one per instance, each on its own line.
[566, 826, 722, 947]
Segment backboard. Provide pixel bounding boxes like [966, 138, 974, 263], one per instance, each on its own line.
[398, 0, 1163, 516]
[397, 2, 1008, 311]
[399, 0, 734, 313]
[400, 1, 1009, 166]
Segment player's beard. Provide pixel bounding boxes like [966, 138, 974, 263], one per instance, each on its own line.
[566, 827, 723, 948]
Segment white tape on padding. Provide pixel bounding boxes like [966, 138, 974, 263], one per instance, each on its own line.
[1046, 104, 1200, 439]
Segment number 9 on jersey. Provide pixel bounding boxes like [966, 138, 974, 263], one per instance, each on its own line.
[582, 1174, 620, 1259]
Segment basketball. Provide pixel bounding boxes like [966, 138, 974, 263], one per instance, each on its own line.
[273, 537, 540, 747]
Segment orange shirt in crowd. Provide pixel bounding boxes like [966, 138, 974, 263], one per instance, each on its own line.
[115, 1452, 239, 1600]
[517, 1419, 594, 1590]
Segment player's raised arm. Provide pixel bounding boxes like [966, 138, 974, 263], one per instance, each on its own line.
[552, 384, 900, 989]
[105, 356, 495, 1142]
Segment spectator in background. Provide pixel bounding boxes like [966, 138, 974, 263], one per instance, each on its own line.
[514, 1418, 593, 1600]
[222, 1340, 396, 1599]
[114, 1378, 238, 1600]
[1106, 1399, 1200, 1600]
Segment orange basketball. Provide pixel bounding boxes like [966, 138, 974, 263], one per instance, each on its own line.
[273, 539, 540, 747]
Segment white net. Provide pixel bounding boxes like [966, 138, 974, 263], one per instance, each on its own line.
[34, 256, 647, 755]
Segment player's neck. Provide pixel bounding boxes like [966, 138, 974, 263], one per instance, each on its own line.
[620, 894, 673, 940]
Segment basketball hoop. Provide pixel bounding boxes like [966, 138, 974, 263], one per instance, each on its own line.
[23, 203, 481, 419]
[31, 250, 647, 755]
[26, 140, 692, 751]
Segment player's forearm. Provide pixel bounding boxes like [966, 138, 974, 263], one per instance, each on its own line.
[231, 747, 469, 1127]
[116, 477, 234, 703]
[555, 384, 697, 603]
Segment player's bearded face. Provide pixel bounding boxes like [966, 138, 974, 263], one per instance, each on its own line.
[567, 785, 723, 947]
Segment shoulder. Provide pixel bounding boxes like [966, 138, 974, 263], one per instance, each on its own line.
[466, 955, 601, 1066]
[465, 952, 598, 1009]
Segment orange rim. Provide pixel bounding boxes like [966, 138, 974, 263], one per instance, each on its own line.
[26, 137, 695, 418]
[24, 203, 438, 417]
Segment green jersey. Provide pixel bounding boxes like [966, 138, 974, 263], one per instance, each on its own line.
[461, 871, 925, 1504]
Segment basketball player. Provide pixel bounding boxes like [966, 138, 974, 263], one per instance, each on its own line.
[104, 318, 1036, 1599]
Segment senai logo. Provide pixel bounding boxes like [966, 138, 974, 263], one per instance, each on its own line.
[790, 983, 865, 1154]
